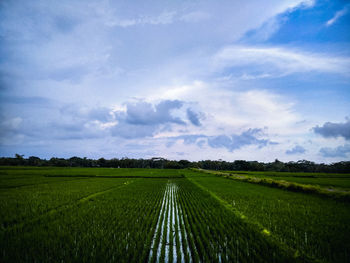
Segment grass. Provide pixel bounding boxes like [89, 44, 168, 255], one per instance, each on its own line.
[0, 166, 185, 178]
[222, 170, 350, 178]
[0, 177, 131, 230]
[187, 171, 350, 262]
[176, 178, 301, 262]
[196, 169, 350, 201]
[221, 170, 350, 189]
[1, 178, 166, 262]
[1, 166, 349, 262]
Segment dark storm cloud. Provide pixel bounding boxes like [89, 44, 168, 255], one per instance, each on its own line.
[313, 119, 350, 140]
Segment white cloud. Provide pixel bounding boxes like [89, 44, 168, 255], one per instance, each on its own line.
[1, 0, 325, 105]
[213, 46, 350, 77]
[240, 73, 272, 80]
[243, 0, 315, 42]
[107, 11, 177, 27]
[180, 11, 211, 23]
[147, 80, 302, 139]
[1, 0, 348, 163]
[246, 17, 283, 42]
[294, 0, 315, 8]
[326, 5, 349, 27]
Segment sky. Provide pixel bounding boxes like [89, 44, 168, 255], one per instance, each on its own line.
[0, 0, 349, 163]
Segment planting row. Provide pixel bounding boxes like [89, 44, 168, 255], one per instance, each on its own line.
[0, 177, 132, 230]
[188, 174, 350, 263]
[7, 166, 344, 262]
[0, 178, 166, 262]
[1, 174, 303, 262]
[174, 179, 298, 262]
[148, 179, 299, 262]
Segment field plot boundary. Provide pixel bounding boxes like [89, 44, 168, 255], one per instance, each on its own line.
[223, 171, 350, 178]
[187, 176, 311, 262]
[188, 177, 270, 233]
[4, 180, 135, 231]
[44, 174, 184, 179]
[193, 169, 350, 201]
[0, 177, 92, 189]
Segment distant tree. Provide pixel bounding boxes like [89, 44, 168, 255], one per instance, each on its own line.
[28, 156, 42, 166]
[14, 154, 25, 165]
[97, 158, 107, 167]
[176, 160, 188, 169]
[48, 157, 68, 167]
[0, 155, 349, 173]
[15, 154, 24, 159]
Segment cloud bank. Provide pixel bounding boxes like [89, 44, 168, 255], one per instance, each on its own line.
[320, 144, 350, 158]
[207, 129, 271, 152]
[313, 119, 350, 140]
[111, 100, 185, 139]
[0, 0, 349, 163]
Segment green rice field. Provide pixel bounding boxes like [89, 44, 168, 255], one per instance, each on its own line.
[1, 166, 349, 262]
[222, 170, 350, 190]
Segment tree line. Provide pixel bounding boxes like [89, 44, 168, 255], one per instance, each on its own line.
[0, 154, 349, 173]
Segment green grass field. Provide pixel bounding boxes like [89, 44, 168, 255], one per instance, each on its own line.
[1, 167, 349, 262]
[0, 166, 185, 178]
[223, 170, 350, 189]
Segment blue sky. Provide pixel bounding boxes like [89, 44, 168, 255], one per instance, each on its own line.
[0, 0, 349, 162]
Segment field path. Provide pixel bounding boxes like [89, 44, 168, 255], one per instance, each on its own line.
[149, 181, 192, 263]
[4, 180, 135, 231]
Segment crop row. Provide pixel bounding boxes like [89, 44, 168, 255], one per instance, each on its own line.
[189, 174, 350, 263]
[148, 182, 194, 263]
[146, 179, 297, 262]
[194, 169, 350, 200]
[0, 178, 167, 262]
[0, 177, 131, 230]
[1, 172, 324, 262]
[175, 179, 298, 262]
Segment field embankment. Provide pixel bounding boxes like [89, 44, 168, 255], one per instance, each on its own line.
[193, 168, 350, 201]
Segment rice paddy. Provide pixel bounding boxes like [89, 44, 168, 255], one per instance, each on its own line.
[0, 166, 349, 262]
